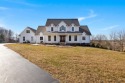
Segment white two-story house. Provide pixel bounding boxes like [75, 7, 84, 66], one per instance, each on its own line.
[19, 19, 91, 45]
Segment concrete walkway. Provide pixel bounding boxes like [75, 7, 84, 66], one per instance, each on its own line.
[0, 44, 59, 83]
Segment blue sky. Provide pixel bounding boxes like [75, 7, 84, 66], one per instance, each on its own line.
[0, 0, 125, 36]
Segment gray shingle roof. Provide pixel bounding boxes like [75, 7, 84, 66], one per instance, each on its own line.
[35, 25, 91, 35]
[79, 26, 91, 35]
[35, 26, 46, 35]
[22, 21, 91, 36]
[27, 27, 36, 33]
[45, 19, 80, 26]
[52, 31, 81, 33]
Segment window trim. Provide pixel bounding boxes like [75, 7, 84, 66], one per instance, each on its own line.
[51, 27, 53, 31]
[40, 37, 43, 40]
[69, 35, 71, 41]
[74, 35, 77, 41]
[23, 36, 25, 41]
[60, 26, 66, 31]
[82, 36, 86, 40]
[54, 36, 56, 41]
[72, 27, 74, 31]
[48, 36, 51, 41]
[31, 36, 33, 41]
[26, 30, 30, 33]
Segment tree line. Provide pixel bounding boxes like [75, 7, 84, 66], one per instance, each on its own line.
[0, 27, 16, 43]
[91, 30, 125, 52]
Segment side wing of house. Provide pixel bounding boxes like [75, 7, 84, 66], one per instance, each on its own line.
[19, 27, 36, 43]
[36, 26, 46, 43]
[79, 26, 91, 44]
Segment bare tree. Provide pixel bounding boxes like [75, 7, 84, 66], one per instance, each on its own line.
[117, 30, 125, 51]
[91, 34, 109, 49]
[15, 33, 19, 42]
[109, 31, 118, 51]
[0, 27, 14, 43]
[8, 29, 14, 42]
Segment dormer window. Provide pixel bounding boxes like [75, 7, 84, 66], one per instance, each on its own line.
[60, 26, 66, 31]
[72, 27, 74, 31]
[26, 30, 30, 33]
[51, 27, 53, 31]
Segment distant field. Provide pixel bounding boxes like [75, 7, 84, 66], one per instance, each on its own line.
[6, 44, 125, 83]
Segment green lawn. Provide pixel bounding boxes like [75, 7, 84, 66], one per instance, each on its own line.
[6, 44, 125, 83]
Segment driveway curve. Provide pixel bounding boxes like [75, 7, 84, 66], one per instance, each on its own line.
[0, 44, 59, 83]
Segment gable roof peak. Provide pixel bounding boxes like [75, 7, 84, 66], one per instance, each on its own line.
[79, 26, 91, 35]
[26, 27, 36, 33]
[35, 26, 46, 35]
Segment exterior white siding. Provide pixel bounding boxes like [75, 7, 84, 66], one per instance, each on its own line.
[66, 35, 81, 43]
[46, 21, 79, 32]
[43, 35, 58, 43]
[36, 32, 44, 43]
[19, 28, 36, 43]
[81, 32, 90, 43]
[19, 28, 90, 44]
[39, 34, 90, 44]
[19, 19, 91, 44]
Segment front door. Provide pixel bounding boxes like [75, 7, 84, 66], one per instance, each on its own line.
[60, 35, 65, 42]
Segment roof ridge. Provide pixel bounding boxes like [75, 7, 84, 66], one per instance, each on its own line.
[28, 27, 36, 30]
[79, 26, 91, 35]
[47, 18, 78, 20]
[36, 26, 46, 35]
[80, 25, 88, 26]
[46, 19, 80, 26]
[38, 25, 45, 27]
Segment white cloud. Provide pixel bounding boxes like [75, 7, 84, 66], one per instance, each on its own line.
[78, 17, 86, 22]
[78, 9, 97, 22]
[102, 25, 120, 31]
[0, 7, 8, 10]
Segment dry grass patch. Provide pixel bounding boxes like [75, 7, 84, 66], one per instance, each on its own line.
[6, 44, 125, 83]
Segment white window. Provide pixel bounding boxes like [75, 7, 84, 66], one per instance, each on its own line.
[51, 27, 53, 31]
[54, 36, 56, 41]
[60, 26, 66, 31]
[40, 37, 43, 40]
[74, 35, 77, 41]
[31, 37, 33, 41]
[26, 30, 30, 33]
[82, 36, 86, 40]
[23, 36, 25, 41]
[48, 36, 51, 41]
[72, 27, 74, 31]
[69, 35, 71, 41]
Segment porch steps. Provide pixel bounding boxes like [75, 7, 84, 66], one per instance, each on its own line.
[60, 42, 66, 46]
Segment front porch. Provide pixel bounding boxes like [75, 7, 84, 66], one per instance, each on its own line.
[43, 32, 82, 44]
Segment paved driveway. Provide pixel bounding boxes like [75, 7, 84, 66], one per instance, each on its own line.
[0, 44, 59, 83]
